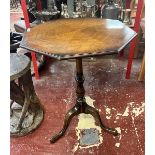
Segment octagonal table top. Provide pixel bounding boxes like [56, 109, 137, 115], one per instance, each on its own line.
[20, 18, 136, 60]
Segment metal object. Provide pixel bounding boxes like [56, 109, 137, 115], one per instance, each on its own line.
[10, 0, 20, 9]
[72, 0, 98, 18]
[10, 53, 44, 136]
[122, 9, 132, 25]
[81, 2, 98, 17]
[47, 0, 57, 11]
[101, 0, 120, 20]
[72, 0, 83, 18]
[61, 3, 70, 18]
[33, 10, 60, 22]
[32, 0, 60, 22]
[67, 0, 99, 17]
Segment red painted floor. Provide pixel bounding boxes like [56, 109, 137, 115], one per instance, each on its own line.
[10, 56, 144, 155]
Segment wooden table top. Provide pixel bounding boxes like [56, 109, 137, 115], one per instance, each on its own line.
[10, 53, 30, 81]
[20, 18, 136, 60]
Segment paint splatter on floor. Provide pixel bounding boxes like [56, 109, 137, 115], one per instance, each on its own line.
[72, 95, 145, 153]
[105, 101, 144, 149]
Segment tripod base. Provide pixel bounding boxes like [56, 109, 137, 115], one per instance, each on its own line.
[50, 58, 118, 143]
[50, 99, 118, 143]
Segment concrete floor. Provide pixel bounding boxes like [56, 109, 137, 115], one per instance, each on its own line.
[10, 56, 144, 155]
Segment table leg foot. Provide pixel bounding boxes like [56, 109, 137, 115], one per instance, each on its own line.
[85, 104, 118, 136]
[50, 105, 81, 143]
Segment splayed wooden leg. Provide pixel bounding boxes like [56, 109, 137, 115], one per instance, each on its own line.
[85, 104, 118, 136]
[50, 104, 81, 143]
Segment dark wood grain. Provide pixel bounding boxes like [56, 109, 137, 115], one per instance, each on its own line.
[20, 18, 136, 60]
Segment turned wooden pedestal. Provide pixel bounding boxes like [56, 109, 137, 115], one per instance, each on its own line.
[10, 53, 44, 136]
[50, 58, 118, 143]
